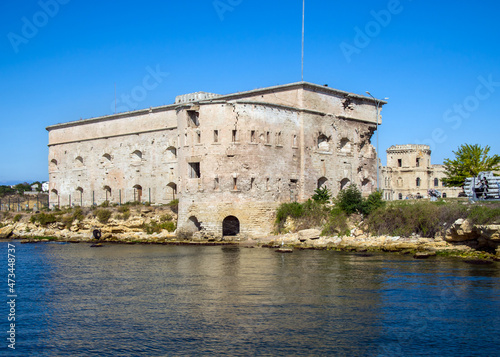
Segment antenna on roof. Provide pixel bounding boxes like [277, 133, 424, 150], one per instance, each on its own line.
[301, 0, 305, 82]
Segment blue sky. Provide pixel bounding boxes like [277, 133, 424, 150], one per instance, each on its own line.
[1, 0, 499, 184]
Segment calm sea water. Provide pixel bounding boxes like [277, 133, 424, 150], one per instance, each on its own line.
[1, 242, 499, 356]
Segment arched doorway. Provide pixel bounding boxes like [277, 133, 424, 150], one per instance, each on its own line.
[167, 182, 177, 200]
[223, 216, 240, 236]
[133, 185, 142, 202]
[50, 189, 59, 208]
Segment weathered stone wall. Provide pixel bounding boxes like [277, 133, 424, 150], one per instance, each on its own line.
[48, 109, 179, 207]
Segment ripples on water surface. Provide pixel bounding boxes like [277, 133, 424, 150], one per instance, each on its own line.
[1, 242, 499, 356]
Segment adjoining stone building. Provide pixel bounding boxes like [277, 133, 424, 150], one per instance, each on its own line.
[382, 144, 461, 200]
[46, 82, 385, 238]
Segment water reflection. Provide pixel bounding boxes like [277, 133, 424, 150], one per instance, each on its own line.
[2, 243, 499, 356]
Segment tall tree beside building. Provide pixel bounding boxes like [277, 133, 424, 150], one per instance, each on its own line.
[442, 144, 500, 187]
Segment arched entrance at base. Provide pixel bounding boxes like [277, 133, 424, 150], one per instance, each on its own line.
[186, 216, 201, 232]
[222, 216, 240, 236]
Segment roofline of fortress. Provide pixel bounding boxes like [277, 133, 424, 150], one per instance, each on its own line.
[46, 81, 388, 131]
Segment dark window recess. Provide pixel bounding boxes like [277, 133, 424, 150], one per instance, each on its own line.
[398, 159, 402, 167]
[213, 130, 219, 143]
[188, 111, 199, 126]
[189, 162, 201, 178]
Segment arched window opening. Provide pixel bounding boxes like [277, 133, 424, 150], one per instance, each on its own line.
[443, 192, 447, 198]
[132, 150, 143, 160]
[50, 159, 58, 170]
[340, 178, 350, 190]
[339, 138, 351, 153]
[317, 134, 329, 150]
[434, 178, 439, 187]
[416, 177, 421, 187]
[317, 177, 328, 189]
[103, 153, 112, 162]
[166, 146, 177, 161]
[398, 193, 403, 200]
[75, 156, 84, 166]
[223, 216, 240, 236]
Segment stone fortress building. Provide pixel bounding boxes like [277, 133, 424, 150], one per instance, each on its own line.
[381, 144, 461, 201]
[46, 82, 384, 238]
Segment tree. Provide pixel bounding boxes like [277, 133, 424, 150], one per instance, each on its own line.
[336, 184, 364, 215]
[311, 186, 331, 204]
[442, 144, 500, 187]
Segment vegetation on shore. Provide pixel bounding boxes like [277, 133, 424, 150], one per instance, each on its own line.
[275, 185, 500, 238]
[3, 200, 178, 234]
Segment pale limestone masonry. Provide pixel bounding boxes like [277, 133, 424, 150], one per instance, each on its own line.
[382, 144, 461, 200]
[46, 82, 384, 238]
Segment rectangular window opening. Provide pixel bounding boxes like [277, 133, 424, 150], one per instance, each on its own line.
[213, 130, 219, 143]
[189, 162, 201, 178]
[232, 130, 238, 142]
[250, 130, 256, 143]
[196, 131, 201, 144]
[233, 177, 238, 191]
[398, 159, 402, 167]
[188, 111, 199, 127]
[266, 131, 271, 144]
[214, 177, 219, 190]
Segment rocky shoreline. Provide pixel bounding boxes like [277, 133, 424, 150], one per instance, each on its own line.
[1, 207, 499, 261]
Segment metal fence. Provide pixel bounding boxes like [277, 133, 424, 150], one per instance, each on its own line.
[0, 194, 49, 212]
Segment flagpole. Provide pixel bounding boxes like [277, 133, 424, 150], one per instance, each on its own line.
[301, 0, 305, 81]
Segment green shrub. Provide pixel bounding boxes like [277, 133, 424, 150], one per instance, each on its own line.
[467, 204, 500, 225]
[336, 185, 364, 215]
[72, 207, 85, 221]
[312, 186, 331, 204]
[143, 220, 176, 234]
[275, 200, 329, 233]
[62, 215, 74, 229]
[322, 207, 350, 236]
[117, 206, 130, 213]
[160, 214, 173, 222]
[96, 209, 112, 224]
[13, 214, 22, 222]
[366, 201, 468, 238]
[100, 201, 110, 208]
[30, 212, 57, 226]
[168, 199, 179, 214]
[362, 190, 385, 215]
